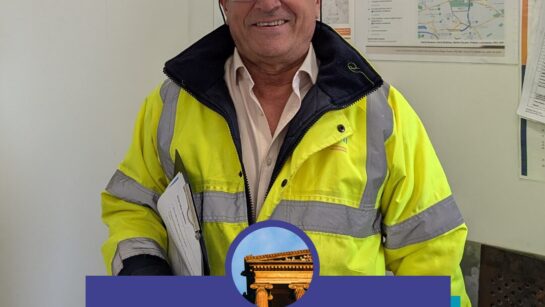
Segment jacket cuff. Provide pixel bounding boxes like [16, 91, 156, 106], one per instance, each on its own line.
[118, 254, 173, 276]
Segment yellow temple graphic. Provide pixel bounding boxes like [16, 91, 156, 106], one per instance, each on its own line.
[241, 249, 314, 307]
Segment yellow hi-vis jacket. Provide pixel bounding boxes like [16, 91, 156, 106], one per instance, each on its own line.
[102, 22, 470, 305]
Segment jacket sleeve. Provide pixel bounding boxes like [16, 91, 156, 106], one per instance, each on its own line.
[101, 83, 171, 275]
[381, 86, 470, 306]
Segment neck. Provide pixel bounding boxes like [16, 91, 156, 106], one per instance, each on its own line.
[239, 51, 308, 90]
[238, 51, 309, 135]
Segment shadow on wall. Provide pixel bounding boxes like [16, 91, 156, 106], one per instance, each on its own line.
[461, 241, 481, 306]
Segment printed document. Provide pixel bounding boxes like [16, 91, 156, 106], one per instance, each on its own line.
[323, 0, 354, 42]
[362, 0, 518, 63]
[157, 172, 203, 276]
[518, 0, 545, 124]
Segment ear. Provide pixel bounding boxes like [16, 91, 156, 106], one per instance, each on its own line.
[315, 0, 321, 20]
[219, 0, 228, 13]
[219, 0, 228, 24]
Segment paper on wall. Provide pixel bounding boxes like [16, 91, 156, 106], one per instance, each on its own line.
[518, 0, 545, 124]
[362, 0, 518, 64]
[323, 0, 354, 43]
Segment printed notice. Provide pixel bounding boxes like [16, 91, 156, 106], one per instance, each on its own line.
[363, 0, 518, 63]
[520, 0, 545, 182]
[518, 0, 545, 124]
[323, 0, 354, 42]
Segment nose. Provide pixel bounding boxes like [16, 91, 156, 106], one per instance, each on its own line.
[254, 0, 281, 12]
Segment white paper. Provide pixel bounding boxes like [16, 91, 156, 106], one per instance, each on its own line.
[361, 0, 518, 64]
[323, 0, 354, 42]
[520, 0, 545, 182]
[518, 0, 545, 124]
[157, 172, 203, 276]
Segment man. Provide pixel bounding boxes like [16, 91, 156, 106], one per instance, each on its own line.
[102, 0, 470, 304]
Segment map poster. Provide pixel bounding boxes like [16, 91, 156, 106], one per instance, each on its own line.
[362, 0, 519, 64]
[323, 0, 354, 43]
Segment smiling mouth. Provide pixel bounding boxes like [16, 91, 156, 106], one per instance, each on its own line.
[255, 20, 287, 27]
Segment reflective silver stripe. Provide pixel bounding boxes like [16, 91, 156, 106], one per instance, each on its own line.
[105, 170, 159, 213]
[361, 83, 393, 209]
[158, 79, 181, 180]
[270, 200, 382, 238]
[383, 196, 464, 249]
[112, 238, 167, 276]
[193, 191, 247, 223]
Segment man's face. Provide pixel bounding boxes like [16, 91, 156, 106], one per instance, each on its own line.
[221, 0, 320, 66]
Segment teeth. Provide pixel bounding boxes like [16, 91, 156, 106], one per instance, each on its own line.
[256, 20, 286, 27]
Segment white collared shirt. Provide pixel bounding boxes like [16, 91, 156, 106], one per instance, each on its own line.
[224, 46, 318, 216]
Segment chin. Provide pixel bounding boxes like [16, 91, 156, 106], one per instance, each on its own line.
[253, 45, 290, 58]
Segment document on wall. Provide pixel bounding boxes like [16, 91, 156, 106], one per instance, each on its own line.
[519, 0, 545, 182]
[361, 0, 519, 64]
[323, 0, 354, 43]
[518, 0, 545, 124]
[157, 172, 203, 276]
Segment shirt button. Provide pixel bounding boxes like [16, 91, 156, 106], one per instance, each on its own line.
[266, 157, 273, 166]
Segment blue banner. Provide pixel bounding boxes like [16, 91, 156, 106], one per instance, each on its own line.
[87, 276, 452, 306]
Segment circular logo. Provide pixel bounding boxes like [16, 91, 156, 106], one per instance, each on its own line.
[226, 221, 319, 306]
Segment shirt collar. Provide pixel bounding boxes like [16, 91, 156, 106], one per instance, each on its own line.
[230, 45, 319, 87]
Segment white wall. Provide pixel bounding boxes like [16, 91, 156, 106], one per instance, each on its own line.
[0, 1, 214, 306]
[371, 61, 545, 256]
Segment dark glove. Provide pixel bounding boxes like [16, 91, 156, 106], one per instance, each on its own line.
[118, 254, 173, 276]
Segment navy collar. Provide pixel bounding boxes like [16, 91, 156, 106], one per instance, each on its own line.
[164, 22, 383, 110]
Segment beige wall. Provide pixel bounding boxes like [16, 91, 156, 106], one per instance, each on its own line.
[0, 1, 214, 306]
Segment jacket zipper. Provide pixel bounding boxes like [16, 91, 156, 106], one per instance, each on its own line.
[165, 27, 383, 223]
[242, 169, 256, 225]
[162, 75, 257, 225]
